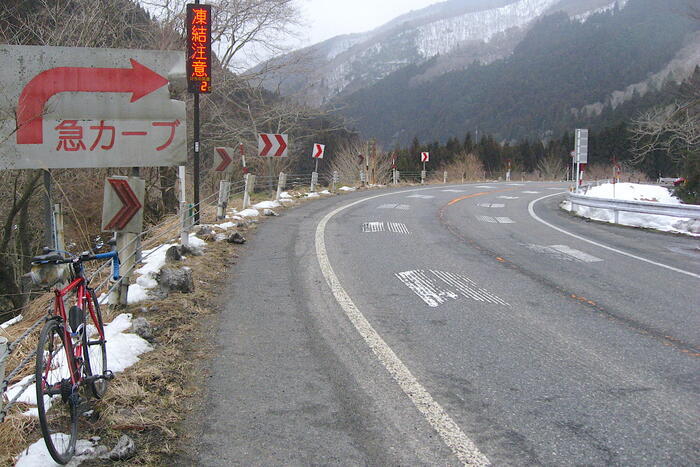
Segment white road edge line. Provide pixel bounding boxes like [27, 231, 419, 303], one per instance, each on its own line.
[528, 192, 700, 279]
[315, 188, 491, 467]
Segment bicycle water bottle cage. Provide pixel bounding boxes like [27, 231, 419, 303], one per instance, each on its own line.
[69, 306, 84, 336]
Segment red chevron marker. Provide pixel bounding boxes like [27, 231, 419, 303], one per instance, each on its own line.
[258, 133, 288, 157]
[312, 143, 325, 159]
[104, 178, 142, 231]
[16, 59, 168, 144]
[214, 147, 233, 171]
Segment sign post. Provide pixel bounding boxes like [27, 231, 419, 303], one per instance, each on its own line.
[575, 129, 588, 190]
[421, 152, 429, 184]
[101, 176, 145, 305]
[311, 143, 324, 192]
[186, 3, 213, 225]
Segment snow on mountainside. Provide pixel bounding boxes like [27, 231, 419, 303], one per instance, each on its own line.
[254, 0, 628, 106]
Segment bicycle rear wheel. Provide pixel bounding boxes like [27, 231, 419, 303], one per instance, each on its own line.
[83, 289, 108, 398]
[35, 319, 78, 464]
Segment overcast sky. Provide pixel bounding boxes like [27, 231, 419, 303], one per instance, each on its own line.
[295, 0, 441, 47]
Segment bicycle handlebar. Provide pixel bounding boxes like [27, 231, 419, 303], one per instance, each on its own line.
[32, 249, 121, 281]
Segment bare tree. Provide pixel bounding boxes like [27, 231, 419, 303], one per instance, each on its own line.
[629, 103, 699, 164]
[443, 151, 485, 182]
[536, 154, 566, 180]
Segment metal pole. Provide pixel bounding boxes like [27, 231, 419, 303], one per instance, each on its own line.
[0, 337, 7, 417]
[43, 170, 55, 249]
[193, 93, 201, 225]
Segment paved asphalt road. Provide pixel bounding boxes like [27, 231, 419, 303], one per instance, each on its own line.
[187, 182, 699, 466]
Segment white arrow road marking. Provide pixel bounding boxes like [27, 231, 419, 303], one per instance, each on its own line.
[477, 203, 505, 208]
[362, 222, 385, 233]
[316, 189, 491, 466]
[529, 192, 700, 279]
[498, 196, 519, 200]
[494, 217, 515, 224]
[396, 270, 459, 307]
[378, 204, 398, 209]
[522, 191, 541, 194]
[524, 244, 603, 263]
[396, 270, 510, 307]
[407, 194, 435, 199]
[443, 189, 468, 193]
[387, 222, 410, 234]
[396, 204, 411, 210]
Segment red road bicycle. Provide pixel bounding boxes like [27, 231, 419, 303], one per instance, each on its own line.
[30, 247, 120, 464]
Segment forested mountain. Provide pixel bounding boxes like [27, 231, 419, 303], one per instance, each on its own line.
[336, 0, 699, 146]
[254, 0, 623, 107]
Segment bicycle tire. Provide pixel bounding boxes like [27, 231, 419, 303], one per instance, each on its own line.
[35, 319, 78, 465]
[83, 289, 108, 399]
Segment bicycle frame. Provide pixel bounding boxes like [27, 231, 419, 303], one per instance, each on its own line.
[47, 277, 89, 388]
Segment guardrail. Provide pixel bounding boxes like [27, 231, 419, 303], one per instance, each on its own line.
[568, 191, 700, 223]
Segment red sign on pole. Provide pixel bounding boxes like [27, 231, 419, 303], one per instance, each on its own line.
[421, 152, 430, 162]
[186, 4, 212, 94]
[214, 147, 233, 172]
[101, 176, 145, 233]
[258, 133, 288, 157]
[312, 144, 325, 159]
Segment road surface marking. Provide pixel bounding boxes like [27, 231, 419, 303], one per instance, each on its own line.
[430, 270, 510, 306]
[477, 203, 505, 208]
[522, 191, 541, 194]
[396, 270, 458, 307]
[362, 222, 385, 233]
[498, 196, 519, 199]
[407, 194, 435, 199]
[387, 222, 410, 234]
[476, 215, 497, 223]
[316, 187, 491, 466]
[495, 217, 515, 224]
[507, 183, 525, 186]
[529, 192, 700, 279]
[443, 189, 467, 193]
[377, 203, 397, 209]
[550, 245, 603, 262]
[524, 244, 603, 263]
[475, 185, 494, 189]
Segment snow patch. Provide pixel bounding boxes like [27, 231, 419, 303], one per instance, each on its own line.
[253, 200, 281, 209]
[237, 209, 260, 218]
[339, 186, 356, 192]
[1, 314, 23, 329]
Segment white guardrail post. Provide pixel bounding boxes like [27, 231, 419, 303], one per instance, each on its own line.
[310, 172, 318, 193]
[275, 172, 286, 201]
[331, 171, 338, 192]
[0, 337, 7, 417]
[216, 180, 231, 220]
[567, 192, 700, 220]
[243, 174, 255, 209]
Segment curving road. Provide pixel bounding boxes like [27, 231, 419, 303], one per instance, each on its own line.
[187, 182, 699, 466]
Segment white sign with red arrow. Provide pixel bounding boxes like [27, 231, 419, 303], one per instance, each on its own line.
[101, 176, 145, 233]
[421, 152, 430, 162]
[0, 44, 186, 170]
[312, 143, 325, 159]
[214, 147, 234, 172]
[258, 133, 288, 157]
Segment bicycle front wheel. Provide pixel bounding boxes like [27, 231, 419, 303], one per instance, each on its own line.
[83, 289, 108, 398]
[35, 319, 78, 464]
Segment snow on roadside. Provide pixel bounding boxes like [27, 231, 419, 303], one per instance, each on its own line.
[305, 192, 320, 198]
[567, 183, 699, 236]
[237, 208, 259, 218]
[319, 190, 331, 195]
[339, 186, 356, 191]
[16, 436, 97, 467]
[253, 200, 281, 209]
[1, 314, 23, 329]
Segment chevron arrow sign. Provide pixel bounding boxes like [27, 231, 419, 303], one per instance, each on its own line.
[312, 143, 325, 159]
[101, 176, 145, 233]
[258, 133, 288, 157]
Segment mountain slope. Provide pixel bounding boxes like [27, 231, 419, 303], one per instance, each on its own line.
[255, 0, 619, 106]
[336, 0, 699, 145]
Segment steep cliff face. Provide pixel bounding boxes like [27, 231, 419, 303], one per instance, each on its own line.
[254, 0, 623, 105]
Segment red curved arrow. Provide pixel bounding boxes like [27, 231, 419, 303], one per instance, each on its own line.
[17, 59, 169, 144]
[313, 144, 324, 159]
[105, 179, 142, 231]
[274, 134, 287, 157]
[260, 134, 273, 156]
[215, 147, 232, 171]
